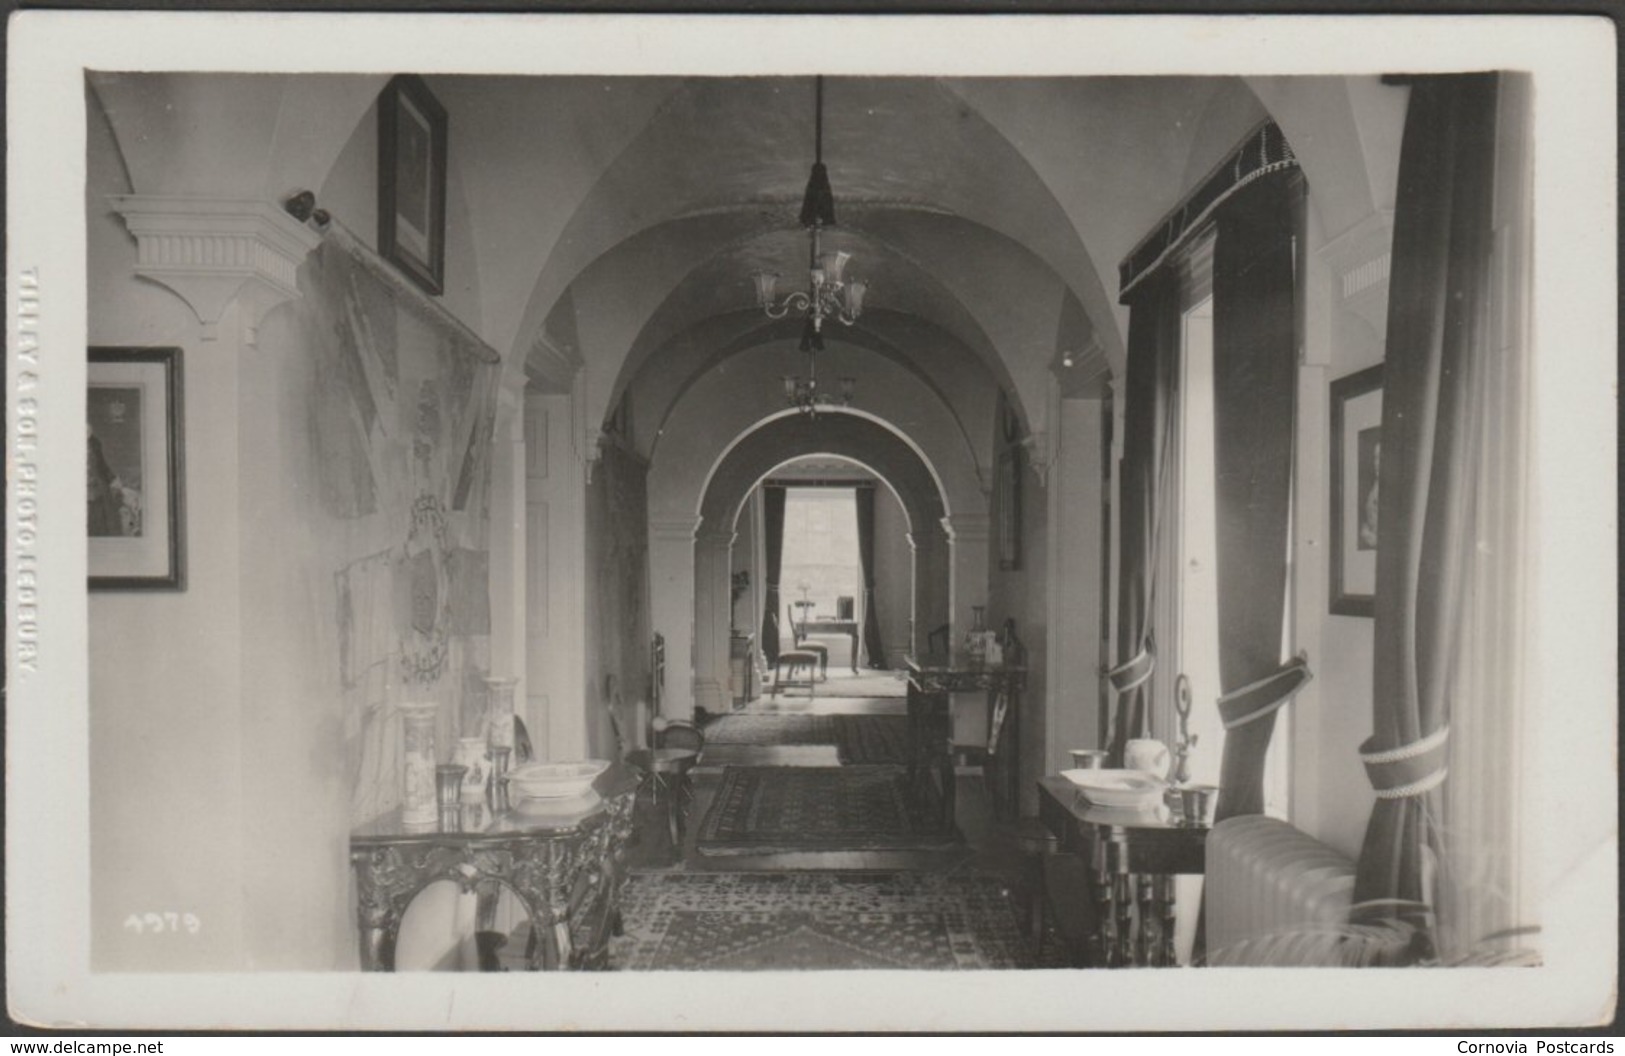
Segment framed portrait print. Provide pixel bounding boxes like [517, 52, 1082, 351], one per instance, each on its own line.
[88, 347, 185, 590]
[1329, 363, 1382, 616]
[378, 73, 447, 295]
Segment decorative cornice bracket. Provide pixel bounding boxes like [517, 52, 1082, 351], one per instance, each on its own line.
[110, 195, 321, 345]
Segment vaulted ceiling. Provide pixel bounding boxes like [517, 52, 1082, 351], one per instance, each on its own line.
[89, 70, 1403, 490]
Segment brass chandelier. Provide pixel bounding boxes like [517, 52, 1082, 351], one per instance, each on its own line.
[752, 77, 866, 417]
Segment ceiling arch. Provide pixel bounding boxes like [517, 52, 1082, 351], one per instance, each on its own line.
[509, 75, 1115, 440]
[650, 360, 986, 534]
[696, 413, 949, 550]
[627, 310, 995, 464]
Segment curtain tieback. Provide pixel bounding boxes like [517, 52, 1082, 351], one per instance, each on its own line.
[1360, 725, 1450, 799]
[1104, 646, 1155, 693]
[1217, 654, 1313, 730]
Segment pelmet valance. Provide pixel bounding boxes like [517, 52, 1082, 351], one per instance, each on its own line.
[1118, 121, 1299, 301]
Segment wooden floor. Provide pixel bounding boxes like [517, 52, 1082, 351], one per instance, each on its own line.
[624, 683, 1098, 963]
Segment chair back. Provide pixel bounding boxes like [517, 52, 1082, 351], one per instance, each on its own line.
[658, 718, 705, 754]
[787, 604, 806, 643]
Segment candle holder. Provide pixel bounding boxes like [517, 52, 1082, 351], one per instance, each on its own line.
[487, 746, 512, 814]
[1172, 674, 1197, 787]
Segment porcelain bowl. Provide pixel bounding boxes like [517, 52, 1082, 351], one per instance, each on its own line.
[504, 759, 610, 800]
[1059, 768, 1166, 810]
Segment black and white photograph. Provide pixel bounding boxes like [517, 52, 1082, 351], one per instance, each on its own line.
[86, 345, 184, 589]
[1330, 363, 1384, 617]
[5, 11, 1617, 1035]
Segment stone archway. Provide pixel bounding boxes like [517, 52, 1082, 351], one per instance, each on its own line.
[661, 413, 961, 717]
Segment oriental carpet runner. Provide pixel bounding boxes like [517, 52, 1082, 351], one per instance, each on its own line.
[611, 870, 1041, 970]
[702, 713, 838, 746]
[833, 714, 910, 765]
[695, 766, 954, 855]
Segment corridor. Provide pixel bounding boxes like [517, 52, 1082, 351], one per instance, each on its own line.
[610, 674, 1085, 971]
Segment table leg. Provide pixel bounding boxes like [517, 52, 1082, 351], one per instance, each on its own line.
[1135, 874, 1156, 967]
[938, 722, 956, 834]
[1160, 875, 1178, 967]
[1091, 835, 1116, 968]
[1109, 839, 1135, 968]
[905, 681, 921, 794]
[474, 879, 505, 971]
[1116, 873, 1136, 967]
[358, 919, 394, 972]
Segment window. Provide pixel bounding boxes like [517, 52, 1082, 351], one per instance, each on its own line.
[777, 488, 862, 652]
[1174, 292, 1291, 816]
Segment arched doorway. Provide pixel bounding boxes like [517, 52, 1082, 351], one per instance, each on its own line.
[677, 412, 957, 718]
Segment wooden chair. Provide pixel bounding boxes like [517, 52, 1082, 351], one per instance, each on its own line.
[771, 649, 821, 699]
[787, 604, 830, 681]
[617, 709, 704, 858]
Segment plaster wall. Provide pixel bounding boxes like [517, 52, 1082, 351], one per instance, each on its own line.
[987, 424, 1051, 817]
[1045, 398, 1107, 775]
[583, 442, 652, 755]
[87, 94, 249, 970]
[86, 75, 506, 971]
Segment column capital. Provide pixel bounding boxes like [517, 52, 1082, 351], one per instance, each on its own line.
[907, 530, 941, 553]
[941, 514, 992, 544]
[110, 195, 321, 345]
[695, 525, 737, 548]
[649, 516, 701, 542]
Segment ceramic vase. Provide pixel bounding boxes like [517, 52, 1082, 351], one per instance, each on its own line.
[484, 676, 517, 752]
[398, 702, 439, 825]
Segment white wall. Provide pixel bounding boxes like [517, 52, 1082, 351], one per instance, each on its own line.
[87, 75, 507, 971]
[86, 94, 249, 970]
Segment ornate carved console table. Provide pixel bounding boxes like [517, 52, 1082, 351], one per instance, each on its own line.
[349, 765, 638, 971]
[1037, 775, 1207, 967]
[905, 652, 1026, 832]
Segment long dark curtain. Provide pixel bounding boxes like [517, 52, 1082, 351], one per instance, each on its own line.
[854, 486, 885, 668]
[1107, 268, 1180, 765]
[1352, 74, 1500, 948]
[1211, 170, 1313, 822]
[760, 485, 787, 664]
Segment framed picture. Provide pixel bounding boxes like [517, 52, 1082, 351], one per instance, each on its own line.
[998, 445, 1023, 571]
[377, 74, 447, 295]
[88, 347, 185, 590]
[1329, 363, 1383, 616]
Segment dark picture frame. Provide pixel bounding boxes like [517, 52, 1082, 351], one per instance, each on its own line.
[88, 347, 185, 590]
[378, 74, 447, 295]
[1329, 363, 1383, 616]
[997, 445, 1023, 571]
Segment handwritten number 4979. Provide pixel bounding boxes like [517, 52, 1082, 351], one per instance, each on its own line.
[124, 912, 201, 935]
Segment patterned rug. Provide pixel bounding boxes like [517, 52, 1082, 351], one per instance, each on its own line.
[703, 713, 837, 746]
[612, 871, 1039, 970]
[695, 766, 954, 855]
[834, 714, 911, 765]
